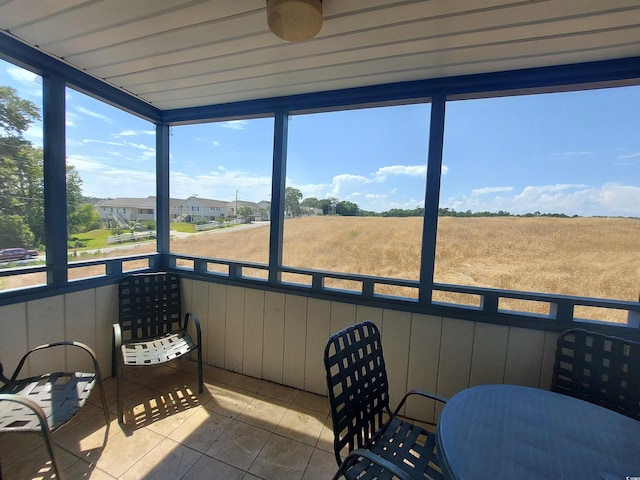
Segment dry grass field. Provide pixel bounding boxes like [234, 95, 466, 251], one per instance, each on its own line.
[3, 216, 638, 322]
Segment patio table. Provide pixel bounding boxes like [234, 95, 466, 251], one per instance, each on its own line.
[436, 384, 640, 480]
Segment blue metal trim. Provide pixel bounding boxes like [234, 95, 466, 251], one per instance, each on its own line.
[0, 32, 162, 123]
[162, 56, 640, 124]
[420, 95, 446, 306]
[43, 75, 67, 287]
[156, 124, 170, 263]
[268, 110, 288, 285]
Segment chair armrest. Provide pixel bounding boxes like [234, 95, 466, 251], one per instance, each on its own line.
[182, 312, 202, 348]
[335, 448, 413, 480]
[394, 389, 448, 416]
[9, 341, 101, 383]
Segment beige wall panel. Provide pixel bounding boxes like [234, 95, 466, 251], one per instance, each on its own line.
[95, 284, 118, 378]
[224, 286, 245, 373]
[64, 289, 96, 372]
[263, 291, 285, 383]
[181, 277, 194, 310]
[406, 314, 442, 423]
[243, 288, 265, 379]
[208, 283, 227, 367]
[504, 326, 545, 387]
[188, 280, 211, 363]
[356, 305, 383, 326]
[380, 309, 411, 415]
[469, 322, 509, 387]
[283, 294, 308, 389]
[329, 301, 356, 335]
[304, 297, 331, 394]
[0, 302, 28, 375]
[540, 330, 560, 389]
[437, 317, 474, 400]
[26, 295, 65, 375]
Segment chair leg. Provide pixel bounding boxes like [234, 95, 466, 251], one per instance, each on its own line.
[197, 347, 203, 394]
[41, 423, 63, 479]
[116, 358, 124, 424]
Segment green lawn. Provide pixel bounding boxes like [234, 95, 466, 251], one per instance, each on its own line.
[170, 222, 196, 233]
[68, 229, 111, 250]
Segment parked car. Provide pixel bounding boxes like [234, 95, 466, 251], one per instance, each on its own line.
[0, 248, 39, 262]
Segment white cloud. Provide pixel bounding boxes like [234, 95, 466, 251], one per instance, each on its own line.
[114, 129, 155, 137]
[373, 165, 427, 180]
[212, 141, 221, 147]
[75, 106, 113, 124]
[6, 67, 42, 98]
[444, 183, 640, 217]
[221, 120, 247, 130]
[170, 168, 271, 202]
[472, 186, 514, 195]
[618, 152, 640, 159]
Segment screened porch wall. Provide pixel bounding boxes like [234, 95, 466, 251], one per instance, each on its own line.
[0, 278, 559, 424]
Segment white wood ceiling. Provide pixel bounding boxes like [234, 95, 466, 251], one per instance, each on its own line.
[1, 0, 639, 110]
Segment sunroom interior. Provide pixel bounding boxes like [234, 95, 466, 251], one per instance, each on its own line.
[1, 1, 640, 478]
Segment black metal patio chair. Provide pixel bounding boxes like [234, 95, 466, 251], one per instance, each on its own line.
[324, 320, 448, 480]
[0, 341, 109, 480]
[113, 272, 203, 423]
[551, 328, 640, 420]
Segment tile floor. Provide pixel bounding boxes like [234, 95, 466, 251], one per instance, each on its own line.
[0, 359, 342, 480]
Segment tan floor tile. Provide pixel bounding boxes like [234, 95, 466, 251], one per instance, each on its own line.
[54, 410, 118, 461]
[182, 454, 245, 480]
[124, 364, 175, 387]
[63, 458, 116, 479]
[168, 406, 233, 452]
[206, 420, 271, 470]
[292, 391, 330, 415]
[302, 448, 340, 480]
[230, 374, 269, 393]
[257, 381, 299, 403]
[0, 431, 42, 466]
[237, 395, 289, 432]
[316, 415, 336, 453]
[121, 384, 202, 432]
[203, 384, 254, 419]
[0, 442, 79, 480]
[274, 407, 327, 446]
[203, 365, 240, 386]
[248, 434, 314, 480]
[93, 425, 164, 477]
[120, 437, 202, 480]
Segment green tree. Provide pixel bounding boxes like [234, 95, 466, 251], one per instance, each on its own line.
[0, 86, 40, 136]
[0, 215, 34, 248]
[300, 196, 320, 208]
[238, 206, 253, 222]
[284, 187, 302, 216]
[0, 87, 42, 246]
[336, 200, 359, 216]
[68, 203, 101, 234]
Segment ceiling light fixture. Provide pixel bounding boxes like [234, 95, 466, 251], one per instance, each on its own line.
[267, 0, 323, 42]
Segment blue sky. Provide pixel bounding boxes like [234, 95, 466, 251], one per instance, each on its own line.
[2, 58, 639, 216]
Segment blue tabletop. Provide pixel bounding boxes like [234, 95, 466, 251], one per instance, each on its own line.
[437, 384, 640, 480]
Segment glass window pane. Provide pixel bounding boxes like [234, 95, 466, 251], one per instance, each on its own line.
[438, 86, 640, 319]
[0, 60, 45, 291]
[169, 118, 274, 271]
[66, 88, 156, 280]
[284, 103, 431, 297]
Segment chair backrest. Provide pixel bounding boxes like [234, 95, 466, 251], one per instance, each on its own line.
[551, 328, 640, 420]
[324, 321, 391, 466]
[118, 272, 183, 341]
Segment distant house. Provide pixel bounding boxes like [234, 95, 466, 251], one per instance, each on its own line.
[95, 197, 183, 227]
[95, 196, 271, 225]
[176, 196, 229, 222]
[227, 200, 271, 221]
